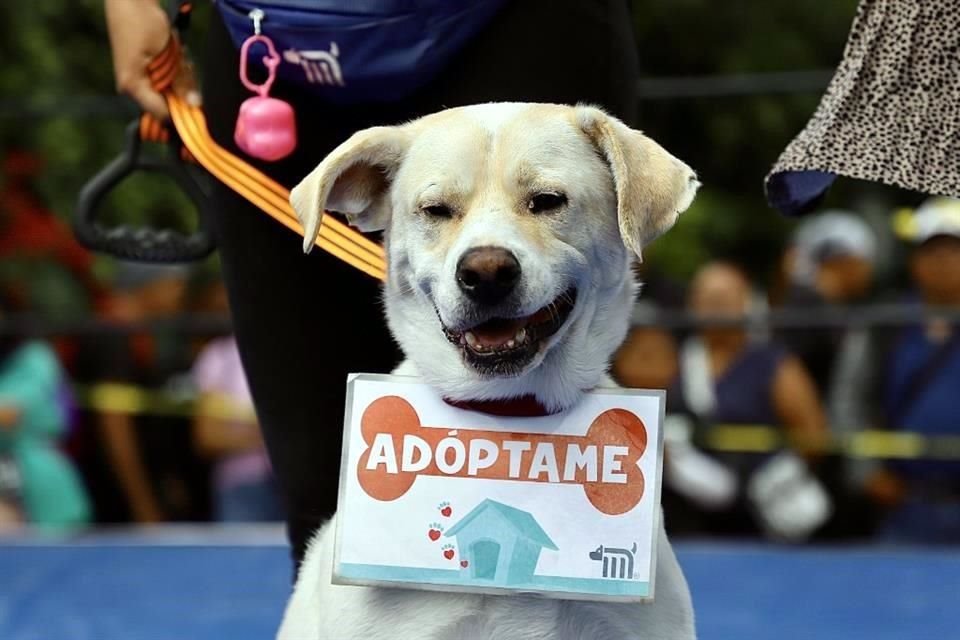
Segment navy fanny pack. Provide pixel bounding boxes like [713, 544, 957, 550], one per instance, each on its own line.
[216, 0, 509, 103]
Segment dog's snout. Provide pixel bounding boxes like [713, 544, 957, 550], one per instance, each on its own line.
[456, 246, 521, 305]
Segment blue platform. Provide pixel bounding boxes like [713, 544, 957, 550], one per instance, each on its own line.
[1, 527, 958, 639]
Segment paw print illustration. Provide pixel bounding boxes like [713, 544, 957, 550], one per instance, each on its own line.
[427, 523, 444, 541]
[438, 501, 453, 518]
[441, 544, 456, 560]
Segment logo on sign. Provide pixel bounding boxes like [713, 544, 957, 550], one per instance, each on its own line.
[589, 542, 638, 579]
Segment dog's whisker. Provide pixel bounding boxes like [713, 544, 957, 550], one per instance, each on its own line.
[381, 282, 416, 303]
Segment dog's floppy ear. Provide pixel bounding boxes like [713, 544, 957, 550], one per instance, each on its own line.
[576, 106, 699, 258]
[290, 125, 410, 253]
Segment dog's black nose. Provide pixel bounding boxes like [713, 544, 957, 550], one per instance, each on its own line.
[456, 246, 521, 305]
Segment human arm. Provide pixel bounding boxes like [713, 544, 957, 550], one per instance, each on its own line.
[772, 355, 828, 452]
[97, 410, 165, 523]
[104, 0, 172, 119]
[193, 393, 262, 458]
[191, 339, 263, 458]
[861, 328, 907, 506]
[84, 337, 165, 523]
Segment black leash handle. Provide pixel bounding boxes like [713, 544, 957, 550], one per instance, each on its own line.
[74, 0, 212, 263]
[73, 120, 216, 263]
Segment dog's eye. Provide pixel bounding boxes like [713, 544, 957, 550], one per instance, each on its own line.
[421, 204, 453, 218]
[421, 204, 453, 219]
[528, 192, 568, 214]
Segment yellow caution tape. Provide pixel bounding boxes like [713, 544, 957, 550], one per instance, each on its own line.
[74, 384, 256, 422]
[708, 425, 960, 460]
[73, 384, 960, 460]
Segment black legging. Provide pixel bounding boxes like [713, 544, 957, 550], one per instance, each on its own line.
[201, 0, 639, 569]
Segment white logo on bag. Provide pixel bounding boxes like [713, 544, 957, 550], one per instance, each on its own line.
[283, 44, 345, 86]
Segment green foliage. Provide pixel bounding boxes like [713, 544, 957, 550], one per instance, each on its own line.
[1, 0, 905, 315]
[632, 0, 863, 282]
[3, 1, 124, 216]
[0, 1, 211, 314]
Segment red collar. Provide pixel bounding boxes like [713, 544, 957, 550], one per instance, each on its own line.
[443, 395, 558, 417]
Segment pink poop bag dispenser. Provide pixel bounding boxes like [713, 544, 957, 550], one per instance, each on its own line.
[234, 34, 297, 162]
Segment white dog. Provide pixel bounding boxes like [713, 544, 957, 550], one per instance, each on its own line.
[280, 103, 699, 640]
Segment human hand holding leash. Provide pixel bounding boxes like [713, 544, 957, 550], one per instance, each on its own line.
[105, 0, 172, 120]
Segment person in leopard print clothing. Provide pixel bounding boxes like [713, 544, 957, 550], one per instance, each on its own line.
[767, 0, 960, 215]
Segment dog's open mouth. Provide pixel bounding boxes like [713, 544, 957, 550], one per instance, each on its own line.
[442, 288, 578, 376]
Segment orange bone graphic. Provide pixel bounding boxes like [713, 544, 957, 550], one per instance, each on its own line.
[357, 396, 648, 515]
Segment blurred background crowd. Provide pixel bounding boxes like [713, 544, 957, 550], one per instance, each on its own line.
[617, 198, 960, 544]
[1, 0, 958, 546]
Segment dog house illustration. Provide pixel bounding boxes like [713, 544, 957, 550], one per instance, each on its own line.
[444, 499, 558, 585]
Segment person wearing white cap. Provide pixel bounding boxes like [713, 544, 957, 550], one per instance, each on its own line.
[893, 197, 960, 248]
[869, 197, 960, 543]
[789, 210, 878, 297]
[778, 211, 877, 398]
[773, 211, 884, 537]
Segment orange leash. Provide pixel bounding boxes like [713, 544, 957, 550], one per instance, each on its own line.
[144, 38, 387, 281]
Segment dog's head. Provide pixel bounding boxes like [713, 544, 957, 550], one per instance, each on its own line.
[292, 104, 697, 411]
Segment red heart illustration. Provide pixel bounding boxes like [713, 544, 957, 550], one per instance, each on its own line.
[441, 506, 452, 517]
[443, 548, 455, 560]
[428, 529, 441, 541]
[460, 560, 469, 568]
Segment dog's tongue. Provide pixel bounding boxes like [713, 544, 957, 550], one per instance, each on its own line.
[470, 316, 528, 348]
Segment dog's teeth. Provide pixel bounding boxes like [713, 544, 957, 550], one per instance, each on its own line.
[515, 328, 527, 343]
[459, 334, 466, 345]
[506, 339, 515, 349]
[465, 332, 478, 347]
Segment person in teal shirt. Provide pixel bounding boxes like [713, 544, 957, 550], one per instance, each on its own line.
[0, 339, 90, 531]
